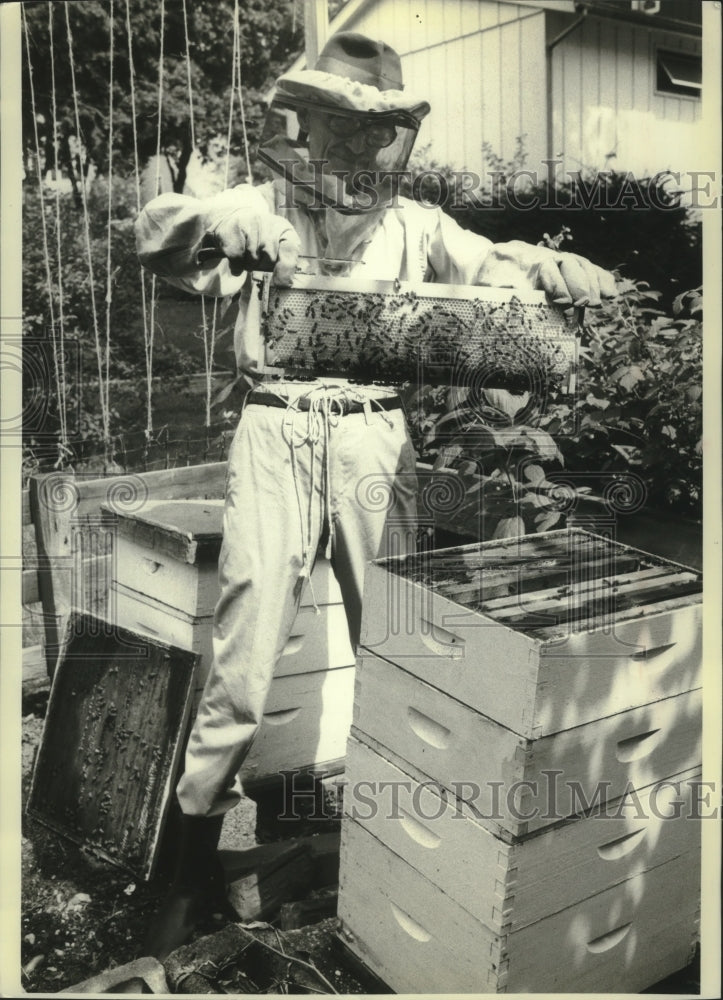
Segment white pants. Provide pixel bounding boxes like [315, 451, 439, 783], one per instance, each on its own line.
[177, 385, 418, 817]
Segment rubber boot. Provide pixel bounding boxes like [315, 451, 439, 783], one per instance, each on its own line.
[143, 814, 229, 962]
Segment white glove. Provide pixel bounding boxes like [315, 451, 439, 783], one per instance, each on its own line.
[477, 240, 617, 306]
[201, 209, 301, 286]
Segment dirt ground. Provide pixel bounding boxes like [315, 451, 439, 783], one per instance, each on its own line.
[20, 694, 369, 995]
[20, 693, 701, 996]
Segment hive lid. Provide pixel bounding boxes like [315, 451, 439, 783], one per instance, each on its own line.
[27, 612, 198, 879]
[101, 499, 225, 563]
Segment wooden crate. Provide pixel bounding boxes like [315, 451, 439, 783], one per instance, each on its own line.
[110, 583, 354, 695]
[107, 500, 355, 786]
[338, 821, 700, 994]
[110, 499, 344, 615]
[26, 612, 197, 879]
[28, 464, 228, 674]
[343, 736, 701, 933]
[360, 529, 702, 737]
[339, 528, 702, 993]
[352, 651, 701, 839]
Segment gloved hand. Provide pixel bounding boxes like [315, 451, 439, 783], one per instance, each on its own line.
[477, 240, 617, 306]
[199, 209, 301, 286]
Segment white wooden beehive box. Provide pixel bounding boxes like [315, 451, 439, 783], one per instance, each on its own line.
[360, 528, 702, 739]
[342, 736, 702, 935]
[104, 499, 355, 784]
[338, 527, 702, 992]
[338, 818, 700, 994]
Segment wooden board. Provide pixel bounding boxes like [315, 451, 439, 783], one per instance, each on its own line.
[352, 651, 702, 838]
[114, 534, 221, 618]
[300, 557, 344, 608]
[22, 644, 50, 697]
[26, 612, 197, 880]
[343, 737, 701, 933]
[226, 841, 314, 922]
[28, 464, 227, 674]
[115, 532, 344, 619]
[104, 499, 225, 565]
[338, 821, 699, 994]
[360, 590, 702, 739]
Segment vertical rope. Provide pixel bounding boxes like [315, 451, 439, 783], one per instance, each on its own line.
[64, 1, 110, 449]
[145, 0, 166, 439]
[22, 5, 69, 452]
[201, 297, 212, 427]
[225, 0, 239, 189]
[47, 2, 68, 449]
[124, 0, 150, 356]
[234, 15, 253, 184]
[181, 0, 214, 427]
[124, 0, 154, 448]
[181, 0, 195, 152]
[103, 0, 115, 443]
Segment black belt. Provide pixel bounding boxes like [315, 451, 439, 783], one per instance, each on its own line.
[247, 390, 403, 416]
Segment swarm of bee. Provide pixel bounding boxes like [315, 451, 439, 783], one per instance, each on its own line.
[262, 286, 575, 389]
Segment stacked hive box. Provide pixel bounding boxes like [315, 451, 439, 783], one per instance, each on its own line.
[105, 499, 356, 788]
[338, 529, 702, 993]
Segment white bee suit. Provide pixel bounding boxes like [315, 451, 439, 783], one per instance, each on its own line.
[135, 179, 497, 817]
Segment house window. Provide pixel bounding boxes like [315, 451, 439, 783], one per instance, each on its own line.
[656, 50, 701, 99]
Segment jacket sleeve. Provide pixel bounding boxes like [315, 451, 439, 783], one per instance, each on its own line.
[134, 184, 274, 297]
[424, 206, 495, 285]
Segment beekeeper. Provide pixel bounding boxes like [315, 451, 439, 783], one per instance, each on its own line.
[136, 31, 616, 959]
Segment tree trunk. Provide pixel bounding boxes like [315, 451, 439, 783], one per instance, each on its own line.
[173, 135, 193, 194]
[61, 132, 81, 208]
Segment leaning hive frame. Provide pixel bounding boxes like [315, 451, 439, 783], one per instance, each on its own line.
[257, 274, 578, 390]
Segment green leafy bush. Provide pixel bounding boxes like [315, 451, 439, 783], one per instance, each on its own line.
[408, 277, 703, 532]
[404, 142, 701, 310]
[22, 175, 197, 469]
[541, 280, 702, 517]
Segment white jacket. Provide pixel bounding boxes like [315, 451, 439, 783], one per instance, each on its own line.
[135, 179, 497, 378]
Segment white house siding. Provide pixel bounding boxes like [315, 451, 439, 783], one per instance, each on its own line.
[339, 0, 548, 174]
[548, 11, 703, 179]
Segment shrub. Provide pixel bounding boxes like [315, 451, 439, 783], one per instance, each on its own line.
[541, 281, 702, 517]
[22, 174, 197, 469]
[403, 143, 702, 311]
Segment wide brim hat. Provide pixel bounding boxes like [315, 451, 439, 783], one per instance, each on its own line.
[275, 31, 430, 120]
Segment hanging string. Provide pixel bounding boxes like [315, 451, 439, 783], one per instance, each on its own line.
[234, 9, 253, 184]
[225, 0, 240, 189]
[47, 2, 69, 451]
[65, 1, 110, 451]
[181, 0, 195, 152]
[124, 0, 152, 445]
[153, 0, 166, 197]
[181, 0, 212, 427]
[145, 0, 166, 439]
[103, 0, 115, 440]
[200, 297, 213, 427]
[22, 4, 68, 453]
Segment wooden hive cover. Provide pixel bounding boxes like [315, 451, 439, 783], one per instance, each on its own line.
[27, 612, 198, 879]
[102, 498, 225, 564]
